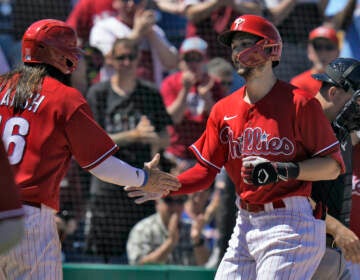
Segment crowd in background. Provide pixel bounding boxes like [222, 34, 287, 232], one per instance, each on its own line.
[1, 0, 359, 269]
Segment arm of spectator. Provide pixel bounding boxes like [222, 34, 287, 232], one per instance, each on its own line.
[138, 213, 180, 264]
[231, 0, 262, 15]
[326, 0, 356, 31]
[165, 71, 196, 124]
[185, 0, 232, 24]
[326, 214, 360, 263]
[264, 0, 297, 26]
[153, 0, 186, 15]
[191, 214, 210, 265]
[146, 27, 179, 70]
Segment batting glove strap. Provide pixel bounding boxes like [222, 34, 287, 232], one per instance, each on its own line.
[251, 161, 299, 186]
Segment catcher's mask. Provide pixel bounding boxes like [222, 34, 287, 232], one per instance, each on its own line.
[312, 58, 360, 92]
[218, 15, 282, 67]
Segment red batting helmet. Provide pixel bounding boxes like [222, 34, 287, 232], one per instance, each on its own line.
[22, 19, 82, 74]
[218, 15, 282, 67]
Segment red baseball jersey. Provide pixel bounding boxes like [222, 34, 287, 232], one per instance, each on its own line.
[350, 144, 360, 237]
[0, 141, 23, 220]
[290, 70, 321, 98]
[188, 80, 343, 203]
[0, 76, 117, 210]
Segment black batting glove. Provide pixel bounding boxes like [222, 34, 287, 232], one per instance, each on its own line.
[241, 156, 300, 186]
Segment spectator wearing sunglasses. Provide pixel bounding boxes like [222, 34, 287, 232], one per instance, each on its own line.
[85, 37, 173, 263]
[290, 26, 340, 98]
[160, 36, 226, 176]
[127, 195, 210, 265]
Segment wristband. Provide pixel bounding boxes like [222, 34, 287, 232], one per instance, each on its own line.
[141, 169, 149, 187]
[275, 162, 300, 181]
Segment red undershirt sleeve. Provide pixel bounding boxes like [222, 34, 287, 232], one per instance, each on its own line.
[171, 163, 218, 195]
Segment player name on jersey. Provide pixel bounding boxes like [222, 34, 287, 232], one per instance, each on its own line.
[0, 90, 45, 113]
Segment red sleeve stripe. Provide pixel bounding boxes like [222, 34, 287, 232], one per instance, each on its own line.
[82, 145, 118, 169]
[190, 145, 222, 171]
[312, 141, 339, 157]
[0, 208, 24, 220]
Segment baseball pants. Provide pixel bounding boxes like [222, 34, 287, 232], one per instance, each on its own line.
[0, 205, 62, 280]
[215, 196, 326, 280]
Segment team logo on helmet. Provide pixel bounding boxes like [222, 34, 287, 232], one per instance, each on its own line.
[234, 18, 245, 29]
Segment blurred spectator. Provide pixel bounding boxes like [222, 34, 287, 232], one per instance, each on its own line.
[66, 0, 115, 47]
[325, 0, 359, 60]
[182, 187, 221, 267]
[11, 0, 72, 66]
[160, 37, 226, 175]
[206, 56, 244, 94]
[85, 37, 172, 263]
[70, 45, 105, 96]
[184, 0, 261, 59]
[290, 25, 340, 98]
[127, 195, 210, 265]
[262, 0, 328, 81]
[152, 0, 188, 48]
[58, 159, 86, 262]
[89, 0, 178, 86]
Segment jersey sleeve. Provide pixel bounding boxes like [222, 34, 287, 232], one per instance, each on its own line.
[297, 97, 345, 171]
[0, 142, 23, 220]
[65, 104, 118, 170]
[189, 108, 226, 172]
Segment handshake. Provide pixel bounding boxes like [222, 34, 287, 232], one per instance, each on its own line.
[241, 156, 300, 186]
[125, 154, 181, 204]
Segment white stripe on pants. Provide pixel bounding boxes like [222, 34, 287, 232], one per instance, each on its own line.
[215, 196, 326, 280]
[0, 205, 62, 280]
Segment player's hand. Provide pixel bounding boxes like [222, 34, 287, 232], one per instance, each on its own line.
[334, 226, 360, 263]
[142, 153, 181, 193]
[125, 186, 165, 204]
[241, 156, 275, 185]
[241, 156, 299, 186]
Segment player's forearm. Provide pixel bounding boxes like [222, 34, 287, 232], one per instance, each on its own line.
[325, 213, 343, 238]
[138, 238, 175, 264]
[89, 156, 146, 187]
[172, 163, 217, 195]
[297, 156, 341, 181]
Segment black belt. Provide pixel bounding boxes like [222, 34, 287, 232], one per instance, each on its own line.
[23, 201, 41, 208]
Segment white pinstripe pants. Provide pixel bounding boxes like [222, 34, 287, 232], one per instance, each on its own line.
[215, 196, 326, 280]
[0, 205, 62, 280]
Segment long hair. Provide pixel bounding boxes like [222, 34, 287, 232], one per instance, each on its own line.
[0, 63, 71, 113]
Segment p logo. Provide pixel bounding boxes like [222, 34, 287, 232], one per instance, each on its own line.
[234, 18, 245, 30]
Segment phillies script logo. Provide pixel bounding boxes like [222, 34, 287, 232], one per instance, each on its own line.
[219, 126, 295, 159]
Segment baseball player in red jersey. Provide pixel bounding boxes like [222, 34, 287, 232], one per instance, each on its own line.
[126, 15, 345, 279]
[0, 19, 180, 280]
[0, 140, 24, 254]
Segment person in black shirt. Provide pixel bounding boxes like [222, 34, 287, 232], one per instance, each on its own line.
[85, 37, 172, 263]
